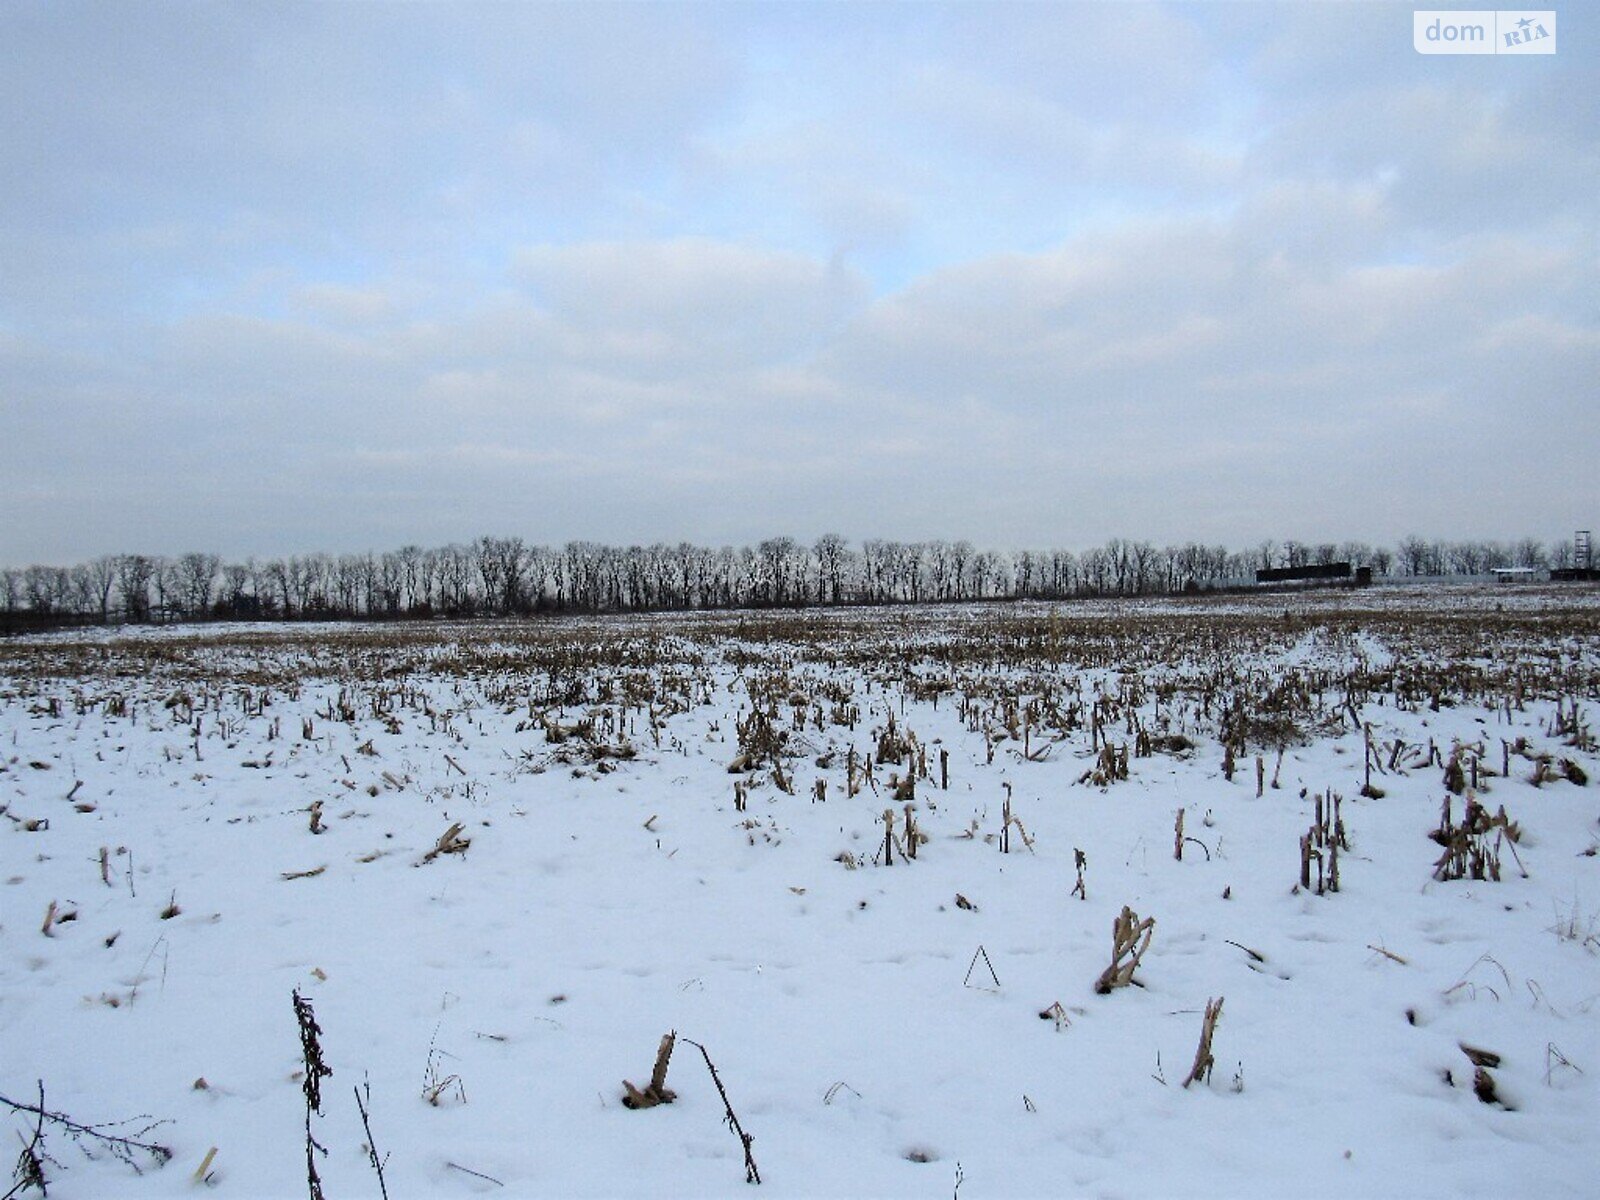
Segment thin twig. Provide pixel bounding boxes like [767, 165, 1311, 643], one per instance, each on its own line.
[0, 1084, 172, 1171]
[445, 1161, 503, 1187]
[1367, 943, 1409, 965]
[963, 945, 1002, 990]
[1223, 940, 1264, 964]
[354, 1078, 390, 1200]
[682, 1038, 761, 1185]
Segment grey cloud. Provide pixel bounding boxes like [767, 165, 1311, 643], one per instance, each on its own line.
[514, 238, 871, 376]
[0, 2, 1593, 564]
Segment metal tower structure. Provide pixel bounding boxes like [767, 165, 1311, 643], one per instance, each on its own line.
[1578, 530, 1592, 571]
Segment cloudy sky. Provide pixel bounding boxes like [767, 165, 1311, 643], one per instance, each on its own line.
[1, 1, 1594, 564]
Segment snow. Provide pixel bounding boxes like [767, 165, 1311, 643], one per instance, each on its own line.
[2, 590, 1598, 1197]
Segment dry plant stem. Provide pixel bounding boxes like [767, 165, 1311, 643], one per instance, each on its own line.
[5, 1082, 48, 1200]
[420, 822, 471, 864]
[1094, 906, 1155, 994]
[292, 990, 332, 1200]
[0, 1081, 173, 1180]
[354, 1079, 390, 1200]
[964, 944, 1002, 989]
[1225, 940, 1265, 963]
[622, 1031, 678, 1109]
[682, 1038, 761, 1185]
[446, 1161, 504, 1187]
[192, 1147, 219, 1185]
[1546, 1043, 1583, 1086]
[1182, 997, 1224, 1088]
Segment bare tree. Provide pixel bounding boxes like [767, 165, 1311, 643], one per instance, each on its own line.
[1079, 546, 1111, 595]
[1049, 549, 1077, 596]
[752, 537, 792, 605]
[178, 553, 221, 618]
[860, 539, 886, 604]
[437, 545, 473, 614]
[710, 546, 737, 608]
[86, 555, 119, 623]
[1014, 550, 1037, 598]
[1426, 540, 1449, 576]
[1449, 541, 1501, 576]
[65, 563, 94, 615]
[396, 545, 423, 612]
[813, 534, 847, 605]
[375, 552, 403, 615]
[263, 558, 293, 616]
[116, 554, 154, 622]
[329, 555, 362, 616]
[417, 546, 443, 611]
[623, 545, 651, 609]
[969, 549, 1001, 598]
[903, 542, 928, 603]
[1338, 541, 1372, 568]
[1130, 541, 1158, 594]
[1105, 539, 1134, 594]
[564, 542, 601, 612]
[473, 538, 506, 614]
[151, 557, 179, 622]
[490, 537, 529, 613]
[525, 544, 553, 611]
[1397, 536, 1430, 576]
[949, 540, 973, 600]
[220, 562, 251, 615]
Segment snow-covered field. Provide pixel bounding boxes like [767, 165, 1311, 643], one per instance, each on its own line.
[3, 589, 1599, 1198]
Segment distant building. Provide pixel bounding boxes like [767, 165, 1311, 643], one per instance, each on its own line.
[1551, 530, 1598, 581]
[1255, 561, 1365, 585]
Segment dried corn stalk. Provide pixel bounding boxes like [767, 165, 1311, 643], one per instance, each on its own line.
[622, 1031, 678, 1109]
[1182, 997, 1224, 1088]
[419, 822, 471, 864]
[1093, 905, 1155, 994]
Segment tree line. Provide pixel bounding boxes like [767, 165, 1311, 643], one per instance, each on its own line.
[0, 533, 1578, 628]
